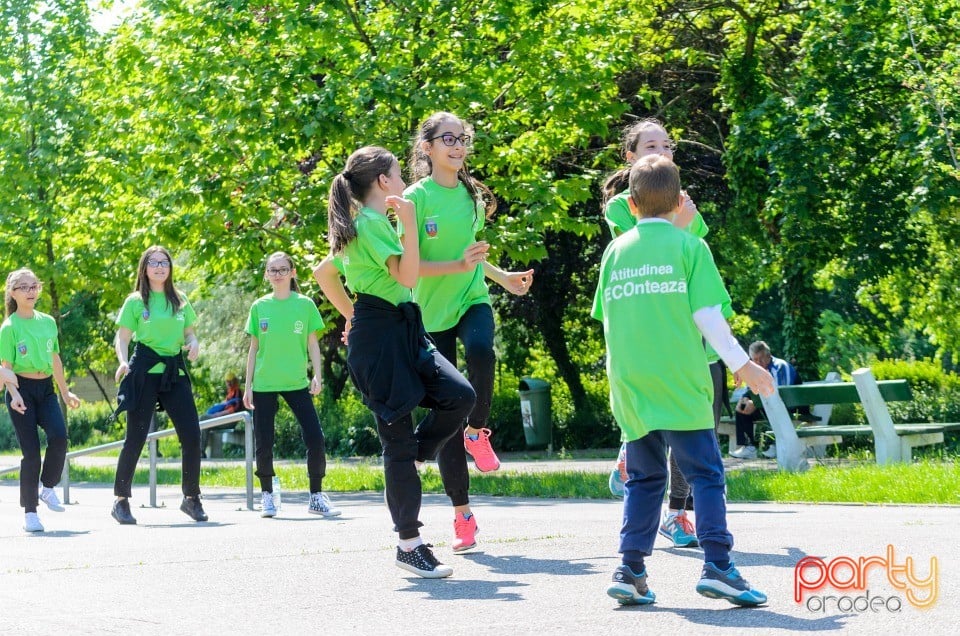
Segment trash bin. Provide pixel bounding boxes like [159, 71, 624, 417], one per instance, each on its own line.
[519, 378, 552, 449]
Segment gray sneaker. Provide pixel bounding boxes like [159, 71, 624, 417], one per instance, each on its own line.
[607, 565, 655, 605]
[729, 445, 757, 459]
[308, 492, 341, 517]
[696, 561, 767, 606]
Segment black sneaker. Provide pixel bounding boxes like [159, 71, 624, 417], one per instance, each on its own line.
[180, 496, 208, 522]
[606, 565, 656, 605]
[111, 498, 137, 525]
[395, 544, 453, 578]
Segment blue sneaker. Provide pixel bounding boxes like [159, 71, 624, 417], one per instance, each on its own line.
[607, 565, 656, 605]
[609, 444, 627, 497]
[608, 468, 625, 498]
[696, 561, 767, 606]
[658, 510, 699, 548]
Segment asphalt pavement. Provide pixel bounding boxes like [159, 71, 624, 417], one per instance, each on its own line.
[1, 468, 956, 635]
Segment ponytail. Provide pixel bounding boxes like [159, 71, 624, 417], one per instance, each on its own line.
[327, 146, 397, 254]
[327, 174, 357, 254]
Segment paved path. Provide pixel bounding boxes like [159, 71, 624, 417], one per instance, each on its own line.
[1, 480, 956, 635]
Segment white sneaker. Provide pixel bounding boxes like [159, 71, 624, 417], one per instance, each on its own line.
[762, 444, 778, 459]
[308, 492, 342, 517]
[40, 487, 65, 512]
[24, 512, 44, 532]
[729, 445, 757, 459]
[261, 491, 277, 518]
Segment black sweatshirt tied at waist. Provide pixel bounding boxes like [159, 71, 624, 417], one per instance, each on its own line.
[109, 343, 189, 422]
[346, 293, 439, 423]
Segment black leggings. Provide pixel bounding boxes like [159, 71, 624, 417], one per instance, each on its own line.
[430, 303, 496, 507]
[6, 376, 68, 513]
[376, 348, 475, 539]
[252, 388, 326, 493]
[114, 373, 201, 498]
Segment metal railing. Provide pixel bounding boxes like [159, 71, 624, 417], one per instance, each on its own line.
[0, 411, 255, 510]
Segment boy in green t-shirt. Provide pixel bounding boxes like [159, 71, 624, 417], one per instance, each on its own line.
[592, 155, 774, 607]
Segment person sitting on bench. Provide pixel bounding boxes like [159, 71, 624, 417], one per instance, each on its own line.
[731, 341, 817, 459]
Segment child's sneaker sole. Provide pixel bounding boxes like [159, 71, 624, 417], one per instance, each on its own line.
[606, 583, 656, 605]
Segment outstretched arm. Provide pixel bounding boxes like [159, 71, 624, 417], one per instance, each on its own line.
[482, 261, 534, 296]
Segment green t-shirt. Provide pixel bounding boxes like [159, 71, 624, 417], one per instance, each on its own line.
[401, 177, 490, 332]
[591, 219, 731, 441]
[604, 191, 709, 239]
[117, 291, 197, 374]
[341, 207, 412, 307]
[245, 292, 324, 392]
[0, 311, 60, 375]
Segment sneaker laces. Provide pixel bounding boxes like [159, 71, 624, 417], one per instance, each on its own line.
[676, 511, 696, 535]
[415, 544, 441, 567]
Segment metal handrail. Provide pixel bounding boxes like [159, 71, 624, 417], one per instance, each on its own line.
[0, 411, 254, 511]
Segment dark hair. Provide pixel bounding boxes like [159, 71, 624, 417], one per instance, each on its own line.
[4, 268, 39, 317]
[327, 146, 398, 254]
[135, 246, 182, 313]
[601, 119, 669, 206]
[266, 251, 300, 292]
[409, 111, 496, 219]
[628, 155, 681, 218]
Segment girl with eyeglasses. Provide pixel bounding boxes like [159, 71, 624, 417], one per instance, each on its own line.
[314, 145, 475, 578]
[110, 246, 207, 525]
[1, 268, 81, 533]
[601, 119, 723, 552]
[402, 111, 533, 553]
[242, 251, 339, 519]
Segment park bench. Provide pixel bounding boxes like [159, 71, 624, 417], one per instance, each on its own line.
[716, 372, 840, 454]
[763, 367, 960, 471]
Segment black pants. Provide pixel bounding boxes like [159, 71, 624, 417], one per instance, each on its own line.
[114, 373, 202, 498]
[5, 376, 68, 513]
[376, 348, 476, 540]
[252, 388, 326, 493]
[430, 303, 495, 507]
[668, 361, 726, 510]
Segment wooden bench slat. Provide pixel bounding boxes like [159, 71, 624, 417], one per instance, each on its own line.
[778, 380, 912, 408]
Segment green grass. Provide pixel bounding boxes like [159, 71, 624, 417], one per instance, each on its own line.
[5, 459, 959, 505]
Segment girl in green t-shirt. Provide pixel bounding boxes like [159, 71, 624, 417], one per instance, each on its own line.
[243, 251, 339, 519]
[403, 111, 534, 553]
[601, 119, 713, 549]
[1, 268, 81, 533]
[110, 246, 207, 526]
[315, 145, 476, 579]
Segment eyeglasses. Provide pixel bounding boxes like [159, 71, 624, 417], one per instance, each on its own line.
[147, 259, 171, 268]
[266, 267, 291, 277]
[12, 283, 42, 293]
[429, 133, 472, 147]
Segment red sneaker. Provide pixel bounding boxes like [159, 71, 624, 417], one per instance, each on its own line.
[464, 428, 500, 472]
[452, 512, 478, 552]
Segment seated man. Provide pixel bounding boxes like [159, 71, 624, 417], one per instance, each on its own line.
[200, 372, 243, 458]
[730, 341, 816, 459]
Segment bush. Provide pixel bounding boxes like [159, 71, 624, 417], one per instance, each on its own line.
[870, 359, 960, 425]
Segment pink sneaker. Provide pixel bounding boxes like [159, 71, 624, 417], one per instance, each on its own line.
[453, 512, 478, 552]
[464, 428, 500, 472]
